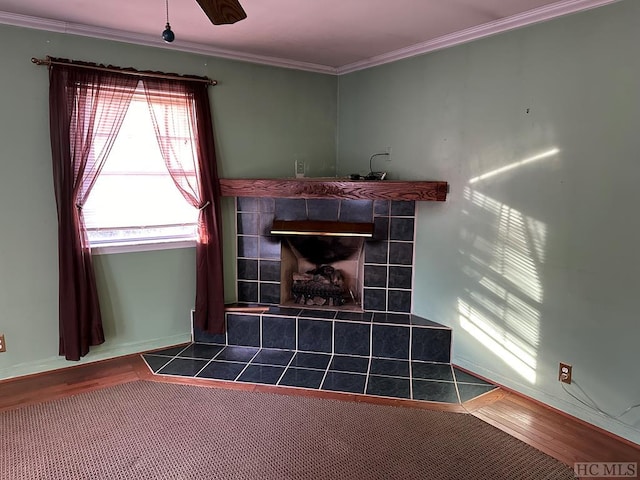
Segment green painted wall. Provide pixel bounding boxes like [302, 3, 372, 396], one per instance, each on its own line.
[1, 1, 638, 446]
[337, 1, 640, 443]
[0, 24, 337, 379]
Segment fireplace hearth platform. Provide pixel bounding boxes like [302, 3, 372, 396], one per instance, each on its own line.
[141, 307, 497, 405]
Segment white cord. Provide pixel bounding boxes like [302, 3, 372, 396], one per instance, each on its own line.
[562, 379, 640, 421]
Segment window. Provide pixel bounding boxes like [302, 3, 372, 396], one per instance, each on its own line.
[83, 84, 198, 248]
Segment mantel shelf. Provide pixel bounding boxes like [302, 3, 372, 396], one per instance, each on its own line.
[219, 178, 448, 201]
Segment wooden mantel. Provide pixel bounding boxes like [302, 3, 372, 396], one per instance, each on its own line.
[219, 178, 448, 201]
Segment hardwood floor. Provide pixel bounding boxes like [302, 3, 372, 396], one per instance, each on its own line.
[470, 390, 640, 465]
[1, 352, 638, 470]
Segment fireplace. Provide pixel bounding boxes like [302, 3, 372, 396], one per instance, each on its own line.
[236, 197, 416, 314]
[279, 235, 366, 309]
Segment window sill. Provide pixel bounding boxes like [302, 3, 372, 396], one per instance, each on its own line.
[91, 239, 196, 255]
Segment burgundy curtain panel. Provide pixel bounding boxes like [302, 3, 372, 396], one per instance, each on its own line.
[48, 61, 138, 360]
[143, 79, 225, 334]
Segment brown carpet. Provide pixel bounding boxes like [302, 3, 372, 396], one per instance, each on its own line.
[1, 380, 575, 480]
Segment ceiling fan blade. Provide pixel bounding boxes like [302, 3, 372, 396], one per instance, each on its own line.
[195, 0, 247, 25]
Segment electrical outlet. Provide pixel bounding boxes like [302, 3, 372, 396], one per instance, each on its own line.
[385, 146, 392, 161]
[0, 334, 6, 353]
[559, 362, 572, 384]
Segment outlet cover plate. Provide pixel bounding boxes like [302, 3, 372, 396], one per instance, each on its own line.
[559, 362, 572, 384]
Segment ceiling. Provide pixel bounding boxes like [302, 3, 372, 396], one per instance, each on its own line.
[0, 0, 617, 73]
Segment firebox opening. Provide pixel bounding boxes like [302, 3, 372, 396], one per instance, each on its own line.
[280, 235, 365, 311]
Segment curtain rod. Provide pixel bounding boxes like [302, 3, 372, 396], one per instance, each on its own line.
[31, 56, 217, 86]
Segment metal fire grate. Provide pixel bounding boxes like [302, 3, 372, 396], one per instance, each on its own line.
[291, 282, 346, 307]
[291, 265, 346, 306]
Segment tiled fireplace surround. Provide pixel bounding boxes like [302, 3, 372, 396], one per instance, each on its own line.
[199, 197, 455, 380]
[236, 196, 417, 312]
[146, 195, 497, 402]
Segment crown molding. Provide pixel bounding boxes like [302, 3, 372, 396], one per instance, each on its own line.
[0, 11, 338, 75]
[0, 0, 620, 76]
[337, 0, 621, 74]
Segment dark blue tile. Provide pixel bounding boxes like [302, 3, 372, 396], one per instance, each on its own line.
[216, 346, 259, 362]
[363, 289, 386, 311]
[178, 343, 224, 360]
[266, 306, 301, 317]
[298, 309, 337, 320]
[390, 217, 415, 241]
[251, 349, 294, 366]
[237, 197, 258, 212]
[388, 290, 411, 313]
[457, 383, 498, 402]
[412, 379, 459, 403]
[335, 311, 373, 322]
[157, 358, 208, 376]
[321, 371, 366, 394]
[193, 326, 226, 345]
[259, 282, 280, 305]
[453, 367, 493, 386]
[237, 213, 259, 235]
[259, 260, 281, 282]
[290, 352, 331, 370]
[374, 200, 390, 216]
[329, 355, 369, 374]
[372, 324, 410, 359]
[197, 361, 246, 381]
[369, 358, 410, 377]
[411, 328, 451, 363]
[298, 318, 332, 353]
[227, 314, 261, 347]
[388, 266, 412, 290]
[390, 201, 415, 217]
[373, 313, 411, 325]
[364, 241, 388, 264]
[275, 198, 307, 220]
[364, 265, 387, 288]
[237, 282, 258, 303]
[151, 345, 188, 357]
[410, 316, 447, 328]
[262, 315, 296, 350]
[334, 322, 370, 357]
[237, 259, 258, 280]
[308, 199, 339, 221]
[366, 375, 410, 399]
[373, 217, 390, 241]
[259, 213, 275, 237]
[142, 354, 172, 373]
[259, 236, 280, 260]
[339, 199, 373, 223]
[412, 362, 454, 381]
[279, 367, 325, 389]
[237, 236, 258, 258]
[237, 364, 285, 385]
[388, 242, 413, 265]
[259, 198, 275, 213]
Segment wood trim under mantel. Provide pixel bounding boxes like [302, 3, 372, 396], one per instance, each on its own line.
[219, 178, 448, 201]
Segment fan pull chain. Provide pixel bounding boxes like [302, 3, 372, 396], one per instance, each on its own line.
[162, 0, 175, 43]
